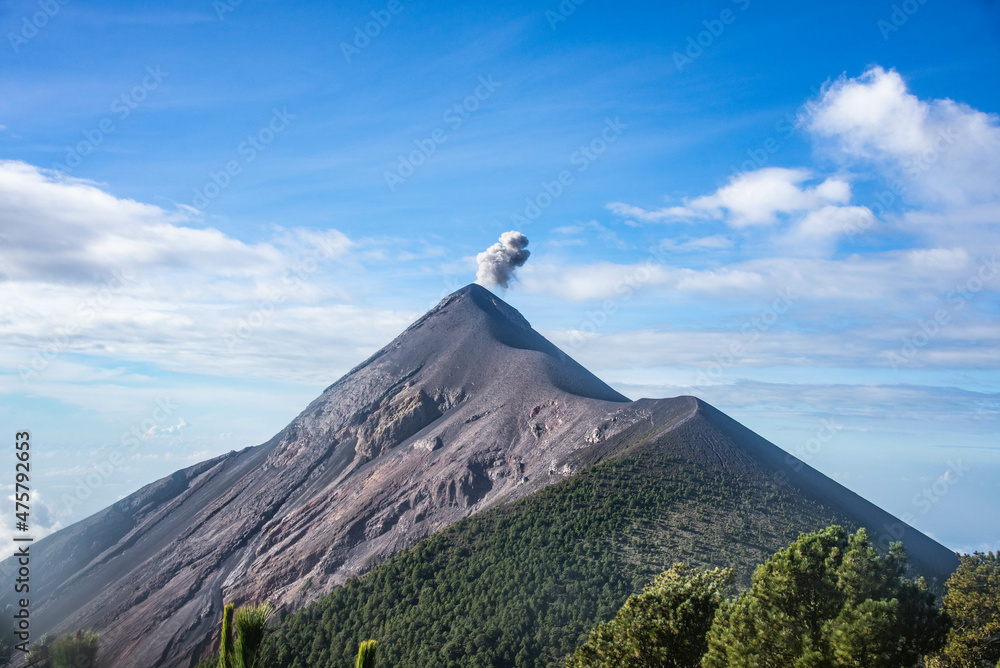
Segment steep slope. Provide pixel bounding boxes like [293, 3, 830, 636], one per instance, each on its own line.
[3, 285, 650, 668]
[4, 285, 958, 668]
[268, 398, 958, 668]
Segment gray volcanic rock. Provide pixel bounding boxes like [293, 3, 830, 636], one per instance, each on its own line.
[7, 285, 637, 668]
[4, 284, 959, 668]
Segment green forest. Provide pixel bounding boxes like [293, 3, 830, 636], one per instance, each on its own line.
[260, 444, 889, 667]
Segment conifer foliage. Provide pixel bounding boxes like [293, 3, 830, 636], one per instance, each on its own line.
[218, 601, 273, 668]
[50, 631, 100, 668]
[928, 551, 1000, 667]
[701, 525, 947, 667]
[567, 564, 733, 668]
[25, 630, 99, 668]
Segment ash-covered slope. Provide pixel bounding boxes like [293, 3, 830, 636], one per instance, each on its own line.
[7, 285, 958, 668]
[6, 285, 647, 668]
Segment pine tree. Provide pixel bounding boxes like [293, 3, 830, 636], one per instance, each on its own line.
[702, 525, 948, 668]
[567, 564, 734, 667]
[928, 551, 1000, 667]
[49, 630, 99, 668]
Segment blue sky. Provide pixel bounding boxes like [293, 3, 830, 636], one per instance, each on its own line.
[1, 0, 998, 555]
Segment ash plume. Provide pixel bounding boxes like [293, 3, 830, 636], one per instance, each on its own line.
[475, 231, 530, 289]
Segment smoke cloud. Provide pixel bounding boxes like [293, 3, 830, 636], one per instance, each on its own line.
[475, 231, 531, 289]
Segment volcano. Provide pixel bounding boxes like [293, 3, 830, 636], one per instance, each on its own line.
[5, 284, 958, 668]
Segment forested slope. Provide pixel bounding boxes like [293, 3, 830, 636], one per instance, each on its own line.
[268, 427, 861, 668]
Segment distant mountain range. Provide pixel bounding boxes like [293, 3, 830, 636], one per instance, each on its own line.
[4, 284, 958, 668]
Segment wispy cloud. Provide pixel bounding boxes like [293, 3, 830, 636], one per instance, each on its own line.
[608, 168, 853, 227]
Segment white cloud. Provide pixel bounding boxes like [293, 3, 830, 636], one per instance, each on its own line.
[596, 65, 1000, 335]
[808, 66, 1000, 207]
[688, 168, 851, 227]
[147, 417, 187, 437]
[0, 160, 425, 388]
[0, 286, 419, 386]
[899, 202, 1000, 251]
[792, 204, 877, 240]
[522, 262, 671, 301]
[546, 323, 1000, 375]
[551, 220, 629, 249]
[520, 241, 998, 307]
[605, 201, 693, 224]
[607, 67, 1000, 265]
[608, 168, 852, 227]
[521, 261, 769, 301]
[0, 491, 63, 550]
[0, 160, 293, 283]
[809, 66, 931, 159]
[904, 247, 970, 272]
[656, 235, 734, 252]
